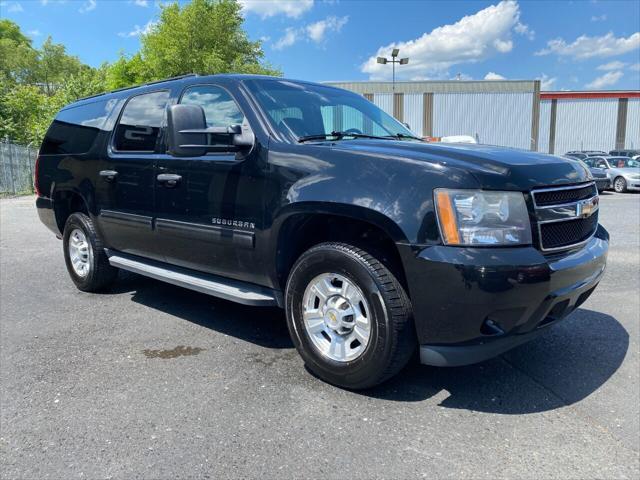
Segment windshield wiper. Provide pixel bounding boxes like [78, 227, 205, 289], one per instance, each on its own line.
[298, 131, 389, 143]
[384, 133, 424, 141]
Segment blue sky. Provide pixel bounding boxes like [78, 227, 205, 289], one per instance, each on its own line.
[1, 0, 639, 90]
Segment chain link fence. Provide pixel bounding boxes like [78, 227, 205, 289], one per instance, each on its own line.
[0, 142, 38, 196]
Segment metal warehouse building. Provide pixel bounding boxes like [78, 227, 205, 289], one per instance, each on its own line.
[327, 80, 640, 154]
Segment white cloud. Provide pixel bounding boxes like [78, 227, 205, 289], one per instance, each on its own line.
[79, 0, 96, 13]
[306, 15, 348, 43]
[515, 21, 534, 40]
[484, 72, 506, 80]
[630, 63, 640, 71]
[273, 15, 348, 50]
[1, 1, 24, 12]
[273, 28, 299, 50]
[597, 60, 627, 70]
[591, 14, 607, 22]
[238, 0, 313, 19]
[535, 32, 640, 59]
[133, 0, 148, 6]
[27, 29, 42, 37]
[118, 20, 157, 38]
[586, 71, 623, 89]
[362, 0, 524, 80]
[538, 73, 557, 90]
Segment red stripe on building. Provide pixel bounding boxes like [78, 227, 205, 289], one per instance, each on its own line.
[541, 91, 640, 100]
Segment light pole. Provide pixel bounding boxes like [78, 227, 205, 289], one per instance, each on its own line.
[376, 48, 409, 93]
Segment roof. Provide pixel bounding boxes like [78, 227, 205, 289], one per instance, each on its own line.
[326, 79, 538, 94]
[541, 90, 640, 100]
[64, 73, 288, 110]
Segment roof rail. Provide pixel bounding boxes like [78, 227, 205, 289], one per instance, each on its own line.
[73, 73, 199, 103]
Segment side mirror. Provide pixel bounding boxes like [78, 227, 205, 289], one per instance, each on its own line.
[167, 104, 207, 157]
[167, 104, 255, 157]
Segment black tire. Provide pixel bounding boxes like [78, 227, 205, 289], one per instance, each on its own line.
[614, 176, 627, 193]
[285, 242, 416, 390]
[62, 212, 118, 292]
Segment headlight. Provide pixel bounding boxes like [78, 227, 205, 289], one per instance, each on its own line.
[434, 189, 532, 246]
[629, 174, 640, 180]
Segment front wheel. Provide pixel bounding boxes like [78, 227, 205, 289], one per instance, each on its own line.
[63, 213, 118, 292]
[285, 242, 416, 389]
[614, 176, 627, 193]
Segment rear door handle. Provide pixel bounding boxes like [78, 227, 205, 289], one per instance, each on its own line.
[157, 173, 182, 188]
[99, 170, 118, 182]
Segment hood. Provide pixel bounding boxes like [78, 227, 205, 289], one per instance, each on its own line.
[330, 140, 590, 190]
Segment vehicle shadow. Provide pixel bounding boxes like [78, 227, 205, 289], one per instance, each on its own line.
[109, 273, 628, 414]
[109, 271, 292, 349]
[365, 308, 629, 414]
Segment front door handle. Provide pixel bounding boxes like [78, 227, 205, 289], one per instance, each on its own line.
[99, 170, 118, 182]
[157, 173, 182, 188]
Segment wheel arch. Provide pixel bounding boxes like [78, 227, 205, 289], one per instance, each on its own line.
[52, 188, 91, 233]
[271, 203, 410, 293]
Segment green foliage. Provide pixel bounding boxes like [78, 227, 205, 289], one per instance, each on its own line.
[0, 19, 39, 85]
[1, 1, 281, 146]
[139, 0, 280, 80]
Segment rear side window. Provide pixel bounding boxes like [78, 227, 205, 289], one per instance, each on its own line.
[40, 99, 116, 155]
[113, 91, 170, 152]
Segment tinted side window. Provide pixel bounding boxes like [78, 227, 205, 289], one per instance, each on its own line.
[114, 91, 170, 152]
[180, 85, 244, 128]
[41, 99, 116, 155]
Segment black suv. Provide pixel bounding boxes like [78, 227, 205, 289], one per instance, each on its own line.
[565, 150, 608, 160]
[35, 75, 609, 389]
[609, 149, 640, 158]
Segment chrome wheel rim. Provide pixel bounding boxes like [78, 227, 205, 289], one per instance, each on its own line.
[68, 228, 92, 278]
[302, 273, 371, 362]
[615, 178, 625, 192]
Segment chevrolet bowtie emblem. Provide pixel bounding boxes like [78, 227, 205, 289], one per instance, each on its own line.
[576, 196, 599, 218]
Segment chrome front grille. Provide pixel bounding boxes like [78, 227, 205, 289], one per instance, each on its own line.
[531, 182, 599, 252]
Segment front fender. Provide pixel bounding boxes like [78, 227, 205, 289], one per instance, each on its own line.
[265, 143, 480, 246]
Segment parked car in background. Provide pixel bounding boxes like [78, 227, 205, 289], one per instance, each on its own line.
[609, 149, 640, 158]
[565, 150, 608, 160]
[424, 134, 478, 144]
[584, 156, 640, 193]
[576, 157, 611, 192]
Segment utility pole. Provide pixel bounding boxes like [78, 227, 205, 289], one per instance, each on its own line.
[377, 49, 409, 94]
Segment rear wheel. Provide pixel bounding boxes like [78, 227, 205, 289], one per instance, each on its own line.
[63, 213, 118, 292]
[285, 242, 416, 389]
[614, 176, 627, 193]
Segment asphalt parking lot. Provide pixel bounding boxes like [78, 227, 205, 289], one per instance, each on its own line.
[1, 193, 639, 479]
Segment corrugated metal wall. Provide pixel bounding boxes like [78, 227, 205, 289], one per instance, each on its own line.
[433, 93, 533, 149]
[402, 93, 424, 137]
[553, 99, 618, 154]
[626, 99, 640, 149]
[538, 100, 552, 154]
[373, 93, 393, 117]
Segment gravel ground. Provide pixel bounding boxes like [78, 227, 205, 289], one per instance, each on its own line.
[1, 193, 639, 479]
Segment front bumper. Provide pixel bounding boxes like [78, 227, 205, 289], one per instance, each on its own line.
[626, 179, 640, 191]
[400, 225, 609, 366]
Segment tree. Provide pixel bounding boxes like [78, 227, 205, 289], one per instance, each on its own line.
[0, 19, 39, 86]
[137, 0, 279, 82]
[36, 37, 85, 95]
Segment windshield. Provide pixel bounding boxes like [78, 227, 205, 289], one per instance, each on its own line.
[243, 79, 418, 141]
[609, 157, 640, 168]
